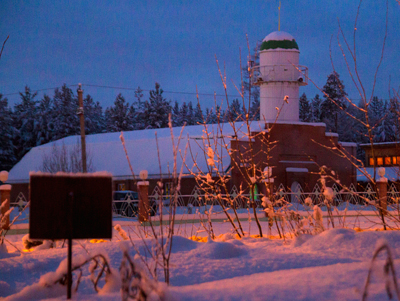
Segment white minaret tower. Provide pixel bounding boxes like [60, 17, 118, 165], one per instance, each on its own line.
[255, 31, 308, 122]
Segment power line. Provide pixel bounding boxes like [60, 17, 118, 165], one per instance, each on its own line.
[82, 84, 242, 98]
[2, 83, 396, 101]
[3, 84, 79, 96]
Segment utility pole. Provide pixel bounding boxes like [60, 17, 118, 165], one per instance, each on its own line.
[77, 84, 87, 173]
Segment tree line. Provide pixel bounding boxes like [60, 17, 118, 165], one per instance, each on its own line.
[0, 82, 259, 171]
[299, 72, 400, 145]
[1, 72, 398, 171]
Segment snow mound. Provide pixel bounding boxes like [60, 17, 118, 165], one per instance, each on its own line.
[189, 239, 247, 260]
[298, 228, 356, 250]
[292, 233, 313, 247]
[170, 235, 199, 253]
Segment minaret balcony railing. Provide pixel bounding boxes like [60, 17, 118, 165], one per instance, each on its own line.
[251, 64, 308, 86]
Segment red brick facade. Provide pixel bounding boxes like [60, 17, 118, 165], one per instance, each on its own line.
[230, 123, 357, 193]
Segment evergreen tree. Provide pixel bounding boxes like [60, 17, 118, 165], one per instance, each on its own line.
[227, 98, 243, 122]
[178, 102, 189, 126]
[172, 101, 180, 127]
[13, 86, 39, 160]
[36, 94, 55, 146]
[243, 44, 261, 121]
[249, 96, 260, 120]
[105, 93, 133, 132]
[311, 94, 322, 122]
[187, 101, 195, 125]
[368, 96, 388, 142]
[386, 97, 400, 141]
[52, 84, 80, 141]
[142, 82, 171, 129]
[207, 106, 221, 124]
[194, 102, 204, 125]
[299, 93, 312, 122]
[321, 71, 348, 132]
[132, 86, 146, 130]
[0, 94, 16, 170]
[84, 95, 105, 134]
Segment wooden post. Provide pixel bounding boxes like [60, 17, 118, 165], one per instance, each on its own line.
[377, 180, 388, 216]
[0, 184, 11, 230]
[137, 181, 150, 222]
[77, 84, 87, 173]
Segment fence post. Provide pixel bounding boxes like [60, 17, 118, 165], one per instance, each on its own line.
[376, 167, 388, 216]
[0, 185, 11, 230]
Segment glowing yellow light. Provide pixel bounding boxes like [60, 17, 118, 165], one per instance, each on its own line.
[22, 248, 34, 252]
[189, 236, 208, 243]
[89, 239, 107, 244]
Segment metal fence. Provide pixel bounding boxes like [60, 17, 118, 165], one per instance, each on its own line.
[9, 182, 400, 219]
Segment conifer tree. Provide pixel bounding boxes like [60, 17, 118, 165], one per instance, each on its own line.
[105, 93, 133, 132]
[36, 94, 55, 146]
[0, 94, 16, 170]
[132, 86, 146, 130]
[227, 98, 243, 122]
[13, 86, 39, 160]
[142, 82, 171, 129]
[52, 84, 80, 141]
[299, 93, 311, 122]
[311, 94, 322, 122]
[321, 71, 348, 132]
[84, 95, 105, 134]
[172, 101, 181, 127]
[194, 102, 204, 125]
[187, 101, 195, 125]
[178, 102, 189, 126]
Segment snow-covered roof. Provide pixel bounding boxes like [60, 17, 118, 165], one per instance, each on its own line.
[286, 167, 308, 173]
[359, 141, 400, 147]
[357, 167, 400, 182]
[263, 31, 295, 42]
[8, 122, 267, 183]
[261, 31, 299, 51]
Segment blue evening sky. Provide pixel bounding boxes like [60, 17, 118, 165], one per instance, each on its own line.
[0, 0, 399, 110]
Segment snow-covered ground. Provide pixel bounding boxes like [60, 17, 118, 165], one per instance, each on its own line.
[1, 210, 400, 300]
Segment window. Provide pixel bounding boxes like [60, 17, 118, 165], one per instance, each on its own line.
[393, 156, 397, 165]
[377, 157, 383, 166]
[369, 158, 374, 166]
[385, 157, 391, 165]
[118, 183, 126, 191]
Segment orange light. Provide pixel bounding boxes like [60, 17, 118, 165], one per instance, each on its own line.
[89, 239, 107, 244]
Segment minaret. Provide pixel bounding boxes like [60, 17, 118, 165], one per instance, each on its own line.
[254, 31, 308, 122]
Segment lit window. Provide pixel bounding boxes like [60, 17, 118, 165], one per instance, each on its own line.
[377, 157, 383, 166]
[393, 156, 397, 165]
[397, 156, 400, 165]
[385, 157, 391, 165]
[118, 183, 126, 191]
[369, 158, 374, 166]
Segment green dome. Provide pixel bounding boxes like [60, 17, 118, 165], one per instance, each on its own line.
[260, 31, 299, 51]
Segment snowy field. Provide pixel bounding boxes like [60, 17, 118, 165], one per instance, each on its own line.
[1, 209, 400, 300]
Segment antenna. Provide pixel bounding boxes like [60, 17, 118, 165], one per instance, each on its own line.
[278, 1, 281, 31]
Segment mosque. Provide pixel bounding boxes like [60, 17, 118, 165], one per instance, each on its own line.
[231, 30, 357, 195]
[7, 30, 357, 203]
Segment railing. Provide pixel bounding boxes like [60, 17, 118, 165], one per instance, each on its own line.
[10, 182, 400, 220]
[252, 64, 308, 85]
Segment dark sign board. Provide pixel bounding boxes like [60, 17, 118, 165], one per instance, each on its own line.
[30, 173, 112, 240]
